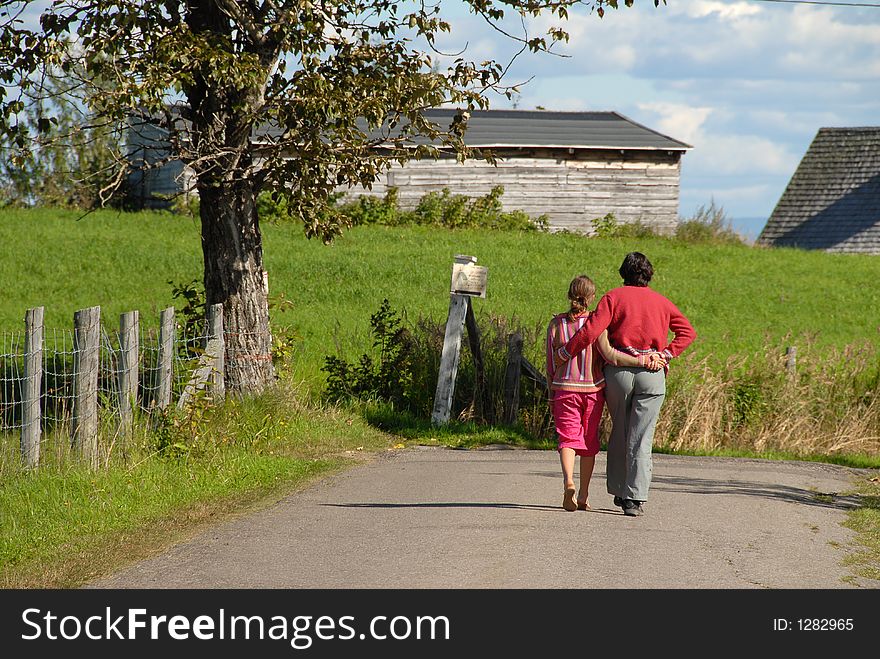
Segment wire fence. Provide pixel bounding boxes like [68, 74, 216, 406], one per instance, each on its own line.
[0, 303, 246, 472]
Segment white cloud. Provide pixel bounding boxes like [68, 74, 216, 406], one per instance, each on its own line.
[637, 100, 799, 177]
[697, 134, 799, 176]
[750, 109, 840, 136]
[677, 1, 762, 21]
[636, 102, 712, 146]
[526, 3, 880, 81]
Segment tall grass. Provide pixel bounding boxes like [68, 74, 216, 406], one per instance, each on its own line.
[653, 340, 880, 459]
[316, 296, 880, 462]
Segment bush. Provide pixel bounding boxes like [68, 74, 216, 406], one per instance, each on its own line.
[590, 212, 662, 239]
[322, 299, 414, 407]
[322, 299, 553, 438]
[338, 185, 550, 232]
[675, 200, 745, 245]
[344, 187, 400, 225]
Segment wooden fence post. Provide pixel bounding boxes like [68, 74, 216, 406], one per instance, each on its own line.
[785, 346, 797, 377]
[177, 304, 226, 410]
[118, 311, 139, 433]
[464, 297, 488, 423]
[207, 303, 225, 402]
[22, 306, 44, 469]
[72, 306, 101, 468]
[155, 307, 175, 411]
[503, 332, 523, 425]
[431, 293, 469, 426]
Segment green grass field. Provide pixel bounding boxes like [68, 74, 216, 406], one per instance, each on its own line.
[3, 207, 878, 388]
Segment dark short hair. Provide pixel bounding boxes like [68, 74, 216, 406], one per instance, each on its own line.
[619, 252, 653, 287]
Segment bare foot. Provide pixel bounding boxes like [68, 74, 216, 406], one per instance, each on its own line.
[576, 498, 591, 511]
[563, 486, 577, 512]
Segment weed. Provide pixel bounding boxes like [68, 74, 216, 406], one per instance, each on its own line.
[322, 299, 414, 407]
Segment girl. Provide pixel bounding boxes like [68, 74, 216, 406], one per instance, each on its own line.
[546, 275, 661, 512]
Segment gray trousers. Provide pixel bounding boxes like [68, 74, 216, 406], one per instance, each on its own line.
[604, 366, 666, 502]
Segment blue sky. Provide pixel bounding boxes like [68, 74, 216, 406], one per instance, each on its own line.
[434, 0, 880, 239]
[11, 1, 879, 239]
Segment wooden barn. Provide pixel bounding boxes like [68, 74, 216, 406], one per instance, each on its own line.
[126, 108, 691, 233]
[342, 108, 692, 234]
[126, 113, 196, 210]
[757, 127, 880, 254]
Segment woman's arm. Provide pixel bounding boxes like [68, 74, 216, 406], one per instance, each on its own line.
[664, 302, 697, 359]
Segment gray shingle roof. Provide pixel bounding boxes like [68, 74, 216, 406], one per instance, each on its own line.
[416, 108, 692, 151]
[757, 127, 880, 254]
[255, 108, 691, 151]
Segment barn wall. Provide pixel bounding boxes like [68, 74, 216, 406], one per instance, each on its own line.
[126, 122, 196, 210]
[337, 148, 683, 234]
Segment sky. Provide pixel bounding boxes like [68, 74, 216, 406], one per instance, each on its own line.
[434, 0, 880, 239]
[8, 1, 880, 240]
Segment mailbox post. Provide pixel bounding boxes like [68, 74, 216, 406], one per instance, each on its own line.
[431, 255, 488, 426]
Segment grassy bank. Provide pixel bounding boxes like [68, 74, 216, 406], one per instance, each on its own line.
[0, 384, 397, 587]
[3, 208, 879, 457]
[2, 209, 878, 384]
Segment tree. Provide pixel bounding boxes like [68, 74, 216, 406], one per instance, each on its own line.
[0, 0, 653, 395]
[0, 59, 124, 208]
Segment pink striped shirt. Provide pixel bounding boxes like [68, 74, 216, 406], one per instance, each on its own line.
[545, 313, 605, 393]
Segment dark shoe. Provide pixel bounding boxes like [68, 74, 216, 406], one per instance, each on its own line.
[622, 499, 644, 517]
[613, 496, 624, 508]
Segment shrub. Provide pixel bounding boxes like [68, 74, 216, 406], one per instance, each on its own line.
[339, 185, 550, 232]
[322, 299, 414, 407]
[590, 212, 662, 239]
[322, 299, 553, 438]
[675, 200, 745, 245]
[345, 187, 400, 225]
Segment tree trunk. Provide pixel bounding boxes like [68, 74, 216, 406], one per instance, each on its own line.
[199, 178, 275, 396]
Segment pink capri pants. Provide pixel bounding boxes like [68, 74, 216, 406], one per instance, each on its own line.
[552, 389, 605, 457]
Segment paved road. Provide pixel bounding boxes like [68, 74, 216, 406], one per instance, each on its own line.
[88, 446, 877, 589]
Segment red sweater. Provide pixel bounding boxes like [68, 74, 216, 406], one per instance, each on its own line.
[559, 285, 696, 362]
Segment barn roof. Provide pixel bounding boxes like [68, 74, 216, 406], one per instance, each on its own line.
[414, 108, 692, 151]
[252, 107, 691, 152]
[756, 127, 880, 254]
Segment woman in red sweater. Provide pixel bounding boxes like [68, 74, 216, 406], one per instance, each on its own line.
[554, 252, 696, 517]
